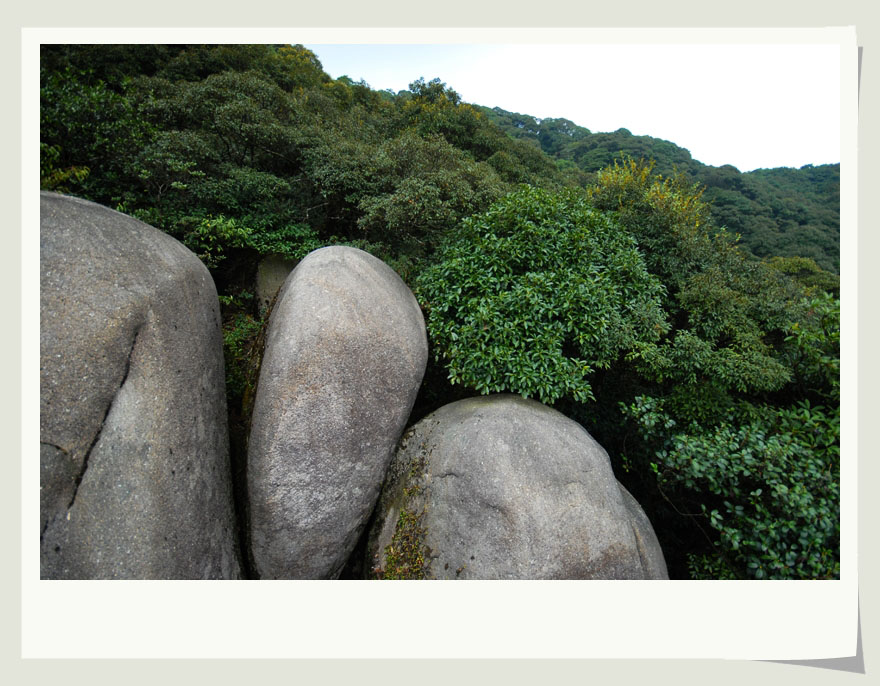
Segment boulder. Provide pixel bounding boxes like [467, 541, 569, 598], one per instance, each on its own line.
[40, 192, 241, 579]
[365, 394, 668, 579]
[247, 246, 428, 579]
[618, 483, 669, 579]
[254, 254, 297, 314]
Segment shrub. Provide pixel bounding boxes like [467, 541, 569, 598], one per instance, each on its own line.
[590, 158, 805, 427]
[625, 395, 839, 579]
[221, 308, 263, 401]
[181, 215, 252, 269]
[415, 185, 668, 404]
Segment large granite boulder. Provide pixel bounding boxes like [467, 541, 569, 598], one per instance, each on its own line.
[617, 482, 668, 580]
[247, 246, 428, 579]
[365, 395, 668, 579]
[40, 192, 241, 579]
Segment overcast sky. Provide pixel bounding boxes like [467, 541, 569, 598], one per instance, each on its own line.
[303, 43, 841, 173]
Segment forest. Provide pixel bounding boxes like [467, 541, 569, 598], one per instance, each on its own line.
[39, 43, 840, 580]
[482, 106, 841, 273]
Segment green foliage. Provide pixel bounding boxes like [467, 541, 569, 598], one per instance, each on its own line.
[781, 292, 841, 400]
[734, 165, 840, 272]
[483, 105, 699, 181]
[416, 186, 668, 403]
[621, 292, 839, 579]
[484, 104, 840, 273]
[589, 159, 805, 423]
[131, 129, 208, 209]
[40, 64, 151, 201]
[767, 256, 839, 297]
[402, 78, 481, 152]
[40, 45, 840, 580]
[40, 143, 89, 191]
[403, 82, 566, 187]
[245, 222, 323, 260]
[356, 131, 508, 256]
[177, 213, 322, 269]
[179, 215, 252, 268]
[589, 157, 717, 290]
[40, 45, 570, 277]
[625, 395, 839, 580]
[222, 309, 263, 400]
[577, 159, 839, 580]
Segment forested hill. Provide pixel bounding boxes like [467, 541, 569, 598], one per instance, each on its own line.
[481, 106, 840, 272]
[40, 44, 840, 278]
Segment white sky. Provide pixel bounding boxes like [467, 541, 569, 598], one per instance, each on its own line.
[304, 43, 841, 173]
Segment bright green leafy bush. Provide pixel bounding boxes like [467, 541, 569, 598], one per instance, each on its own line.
[416, 186, 668, 403]
[180, 215, 252, 268]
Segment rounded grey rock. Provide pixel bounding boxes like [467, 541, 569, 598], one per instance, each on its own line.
[366, 394, 669, 579]
[618, 482, 669, 579]
[40, 192, 241, 579]
[247, 246, 428, 579]
[254, 254, 297, 314]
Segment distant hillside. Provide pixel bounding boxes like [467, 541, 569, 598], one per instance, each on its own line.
[480, 106, 840, 272]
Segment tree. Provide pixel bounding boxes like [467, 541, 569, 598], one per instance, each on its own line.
[407, 77, 461, 105]
[624, 293, 840, 579]
[588, 158, 805, 423]
[583, 159, 837, 579]
[356, 131, 508, 258]
[40, 65, 151, 202]
[416, 185, 668, 404]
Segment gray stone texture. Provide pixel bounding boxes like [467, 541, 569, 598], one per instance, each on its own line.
[366, 394, 669, 579]
[254, 254, 297, 314]
[247, 246, 428, 579]
[618, 483, 669, 579]
[40, 192, 241, 579]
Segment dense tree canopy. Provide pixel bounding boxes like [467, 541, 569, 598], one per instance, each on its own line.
[40, 43, 840, 580]
[482, 105, 840, 273]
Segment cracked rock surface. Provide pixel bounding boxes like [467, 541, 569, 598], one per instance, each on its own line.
[247, 246, 428, 579]
[366, 394, 668, 579]
[40, 192, 241, 579]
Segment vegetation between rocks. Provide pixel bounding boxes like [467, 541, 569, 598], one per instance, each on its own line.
[375, 502, 429, 580]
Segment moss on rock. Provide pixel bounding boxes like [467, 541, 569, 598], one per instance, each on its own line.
[375, 500, 429, 579]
